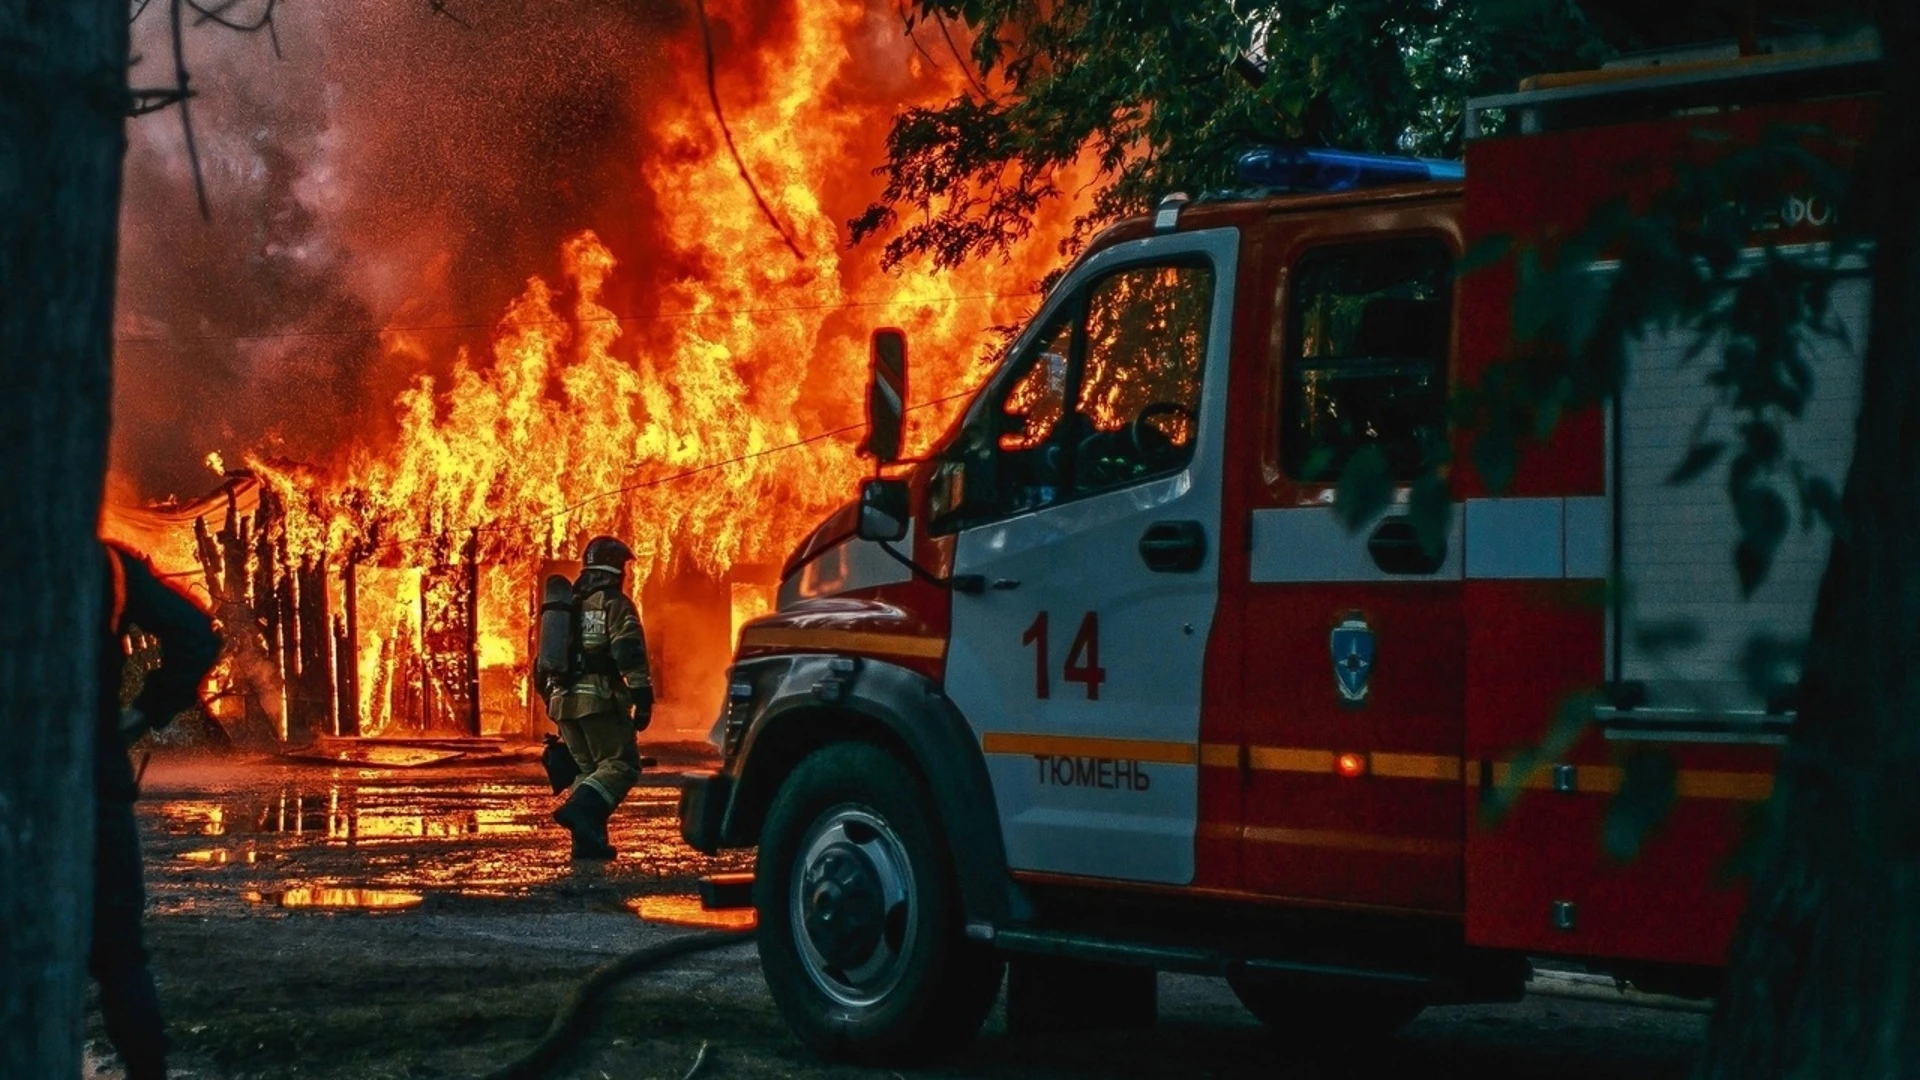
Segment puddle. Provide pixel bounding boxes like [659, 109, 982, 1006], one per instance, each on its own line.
[179, 847, 277, 865]
[154, 802, 231, 836]
[160, 788, 543, 842]
[285, 746, 469, 768]
[145, 772, 757, 904]
[246, 887, 424, 910]
[629, 894, 758, 930]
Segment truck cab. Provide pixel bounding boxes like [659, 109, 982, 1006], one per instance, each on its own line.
[680, 47, 1875, 1062]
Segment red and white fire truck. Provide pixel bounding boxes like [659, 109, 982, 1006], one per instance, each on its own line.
[679, 44, 1878, 1060]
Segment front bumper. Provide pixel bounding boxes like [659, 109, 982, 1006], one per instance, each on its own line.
[678, 769, 733, 854]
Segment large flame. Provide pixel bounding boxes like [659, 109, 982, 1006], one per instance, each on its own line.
[110, 0, 1088, 737]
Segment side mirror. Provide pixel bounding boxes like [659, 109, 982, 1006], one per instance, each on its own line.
[856, 478, 910, 543]
[865, 328, 908, 464]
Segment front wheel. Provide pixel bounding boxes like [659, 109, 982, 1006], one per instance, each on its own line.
[755, 742, 1004, 1063]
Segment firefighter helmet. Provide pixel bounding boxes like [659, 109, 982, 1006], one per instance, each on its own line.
[581, 535, 635, 571]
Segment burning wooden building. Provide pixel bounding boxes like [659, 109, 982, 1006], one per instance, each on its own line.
[104, 469, 775, 745]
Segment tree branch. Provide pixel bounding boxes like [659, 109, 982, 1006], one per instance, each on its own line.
[936, 13, 992, 101]
[899, 1, 944, 75]
[694, 0, 805, 262]
[427, 0, 471, 30]
[169, 0, 212, 220]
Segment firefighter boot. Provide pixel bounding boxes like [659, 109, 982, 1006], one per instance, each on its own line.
[554, 784, 617, 860]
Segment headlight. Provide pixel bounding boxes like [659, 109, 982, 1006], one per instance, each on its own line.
[721, 680, 755, 759]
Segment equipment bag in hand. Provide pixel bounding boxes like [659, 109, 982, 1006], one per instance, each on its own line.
[540, 733, 581, 794]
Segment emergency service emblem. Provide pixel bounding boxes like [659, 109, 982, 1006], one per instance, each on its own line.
[1330, 615, 1375, 704]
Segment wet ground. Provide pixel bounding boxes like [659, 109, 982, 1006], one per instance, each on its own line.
[96, 748, 1713, 1079]
[136, 746, 750, 920]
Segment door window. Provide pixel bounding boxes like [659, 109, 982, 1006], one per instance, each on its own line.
[934, 257, 1214, 529]
[1282, 239, 1451, 480]
[1072, 263, 1213, 493]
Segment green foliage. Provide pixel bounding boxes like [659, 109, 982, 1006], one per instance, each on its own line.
[1664, 432, 1725, 486]
[1482, 689, 1599, 824]
[1739, 634, 1804, 706]
[1604, 750, 1678, 861]
[1333, 444, 1392, 531]
[1406, 471, 1453, 558]
[856, 0, 1606, 271]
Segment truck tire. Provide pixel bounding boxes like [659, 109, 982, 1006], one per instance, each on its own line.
[1227, 971, 1424, 1040]
[754, 742, 1004, 1063]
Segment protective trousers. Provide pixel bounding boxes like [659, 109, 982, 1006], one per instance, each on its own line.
[556, 710, 641, 807]
[92, 795, 167, 1080]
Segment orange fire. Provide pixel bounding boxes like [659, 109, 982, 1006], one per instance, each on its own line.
[111, 0, 1089, 738]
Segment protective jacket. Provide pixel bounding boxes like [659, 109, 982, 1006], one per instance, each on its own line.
[547, 566, 652, 724]
[100, 542, 220, 799]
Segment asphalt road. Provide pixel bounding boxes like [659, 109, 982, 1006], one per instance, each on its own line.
[88, 752, 1710, 1080]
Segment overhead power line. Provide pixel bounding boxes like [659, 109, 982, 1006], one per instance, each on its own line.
[112, 291, 1037, 347]
[352, 387, 978, 558]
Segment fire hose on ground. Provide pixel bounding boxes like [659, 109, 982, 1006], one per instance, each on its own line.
[478, 928, 754, 1080]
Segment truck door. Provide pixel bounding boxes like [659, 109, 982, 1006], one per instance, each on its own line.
[1238, 225, 1468, 911]
[938, 227, 1238, 885]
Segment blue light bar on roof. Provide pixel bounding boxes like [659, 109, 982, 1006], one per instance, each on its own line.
[1238, 147, 1465, 192]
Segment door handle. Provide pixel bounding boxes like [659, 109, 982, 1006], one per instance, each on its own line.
[1139, 520, 1207, 573]
[1367, 518, 1445, 575]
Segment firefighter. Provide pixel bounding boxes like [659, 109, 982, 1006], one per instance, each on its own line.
[97, 541, 220, 1080]
[549, 535, 653, 860]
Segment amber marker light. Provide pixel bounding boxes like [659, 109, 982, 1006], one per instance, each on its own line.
[1335, 752, 1368, 778]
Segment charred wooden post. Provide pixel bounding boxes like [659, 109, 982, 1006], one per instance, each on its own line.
[276, 561, 301, 743]
[418, 582, 433, 731]
[193, 514, 223, 604]
[464, 530, 481, 736]
[294, 557, 330, 743]
[332, 614, 352, 737]
[222, 491, 248, 614]
[252, 490, 282, 736]
[339, 557, 361, 736]
[251, 489, 307, 744]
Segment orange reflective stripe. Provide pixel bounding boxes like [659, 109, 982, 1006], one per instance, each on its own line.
[980, 732, 1198, 765]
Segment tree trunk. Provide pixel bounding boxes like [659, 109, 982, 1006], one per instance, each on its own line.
[0, 2, 130, 1076]
[1701, 10, 1920, 1076]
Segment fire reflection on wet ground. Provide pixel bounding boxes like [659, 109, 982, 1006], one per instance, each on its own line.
[179, 847, 277, 865]
[628, 894, 757, 930]
[139, 754, 752, 922]
[248, 887, 425, 910]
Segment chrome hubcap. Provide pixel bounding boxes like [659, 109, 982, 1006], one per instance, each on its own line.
[790, 805, 916, 1009]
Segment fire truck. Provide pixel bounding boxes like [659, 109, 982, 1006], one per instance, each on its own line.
[679, 43, 1878, 1061]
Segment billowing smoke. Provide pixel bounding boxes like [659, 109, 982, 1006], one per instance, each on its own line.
[115, 0, 689, 497]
